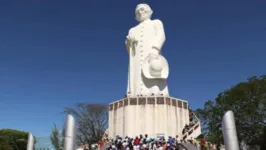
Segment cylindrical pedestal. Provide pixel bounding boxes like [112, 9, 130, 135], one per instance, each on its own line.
[222, 110, 239, 150]
[108, 96, 197, 139]
[27, 133, 34, 150]
[64, 114, 76, 150]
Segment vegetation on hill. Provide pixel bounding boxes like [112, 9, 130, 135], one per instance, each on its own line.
[0, 129, 30, 150]
[195, 75, 266, 148]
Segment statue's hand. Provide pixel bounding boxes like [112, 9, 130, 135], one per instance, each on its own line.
[148, 53, 159, 63]
[125, 36, 132, 49]
[126, 35, 136, 44]
[125, 36, 130, 45]
[149, 47, 160, 63]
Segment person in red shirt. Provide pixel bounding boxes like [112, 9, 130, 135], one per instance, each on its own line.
[200, 138, 206, 150]
[134, 136, 140, 145]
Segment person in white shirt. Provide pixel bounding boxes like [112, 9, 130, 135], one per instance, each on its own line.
[133, 144, 140, 150]
[176, 135, 180, 144]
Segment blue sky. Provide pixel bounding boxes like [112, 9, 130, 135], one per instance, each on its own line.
[0, 0, 265, 137]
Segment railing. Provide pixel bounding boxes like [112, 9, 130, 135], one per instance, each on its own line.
[182, 111, 200, 140]
[182, 121, 200, 140]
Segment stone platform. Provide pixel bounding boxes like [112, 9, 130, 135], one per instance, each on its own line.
[108, 96, 191, 138]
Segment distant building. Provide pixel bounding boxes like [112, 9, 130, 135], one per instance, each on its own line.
[34, 136, 55, 150]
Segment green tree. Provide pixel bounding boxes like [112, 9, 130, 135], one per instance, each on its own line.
[63, 103, 108, 148]
[0, 135, 12, 150]
[0, 129, 28, 150]
[195, 100, 224, 145]
[50, 123, 64, 150]
[196, 75, 266, 148]
[259, 126, 266, 149]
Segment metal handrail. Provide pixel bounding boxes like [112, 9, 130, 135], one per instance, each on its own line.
[182, 121, 200, 139]
[182, 111, 201, 139]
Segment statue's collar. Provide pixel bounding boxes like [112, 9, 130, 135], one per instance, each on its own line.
[140, 19, 151, 24]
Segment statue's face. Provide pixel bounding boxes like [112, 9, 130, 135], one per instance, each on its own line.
[135, 4, 152, 22]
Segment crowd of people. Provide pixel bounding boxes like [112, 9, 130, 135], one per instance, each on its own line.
[106, 134, 182, 150]
[99, 134, 217, 150]
[83, 109, 217, 150]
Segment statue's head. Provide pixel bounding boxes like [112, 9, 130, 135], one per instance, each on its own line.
[135, 3, 153, 22]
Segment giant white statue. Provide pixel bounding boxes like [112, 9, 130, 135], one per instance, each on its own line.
[125, 3, 169, 97]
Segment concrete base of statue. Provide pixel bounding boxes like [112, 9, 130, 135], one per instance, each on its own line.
[108, 96, 201, 139]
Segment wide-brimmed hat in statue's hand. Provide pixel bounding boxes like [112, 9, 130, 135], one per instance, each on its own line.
[142, 54, 169, 79]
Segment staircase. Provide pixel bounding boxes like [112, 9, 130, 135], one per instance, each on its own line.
[182, 111, 202, 140]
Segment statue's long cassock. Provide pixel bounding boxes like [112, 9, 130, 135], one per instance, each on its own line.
[126, 18, 169, 97]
